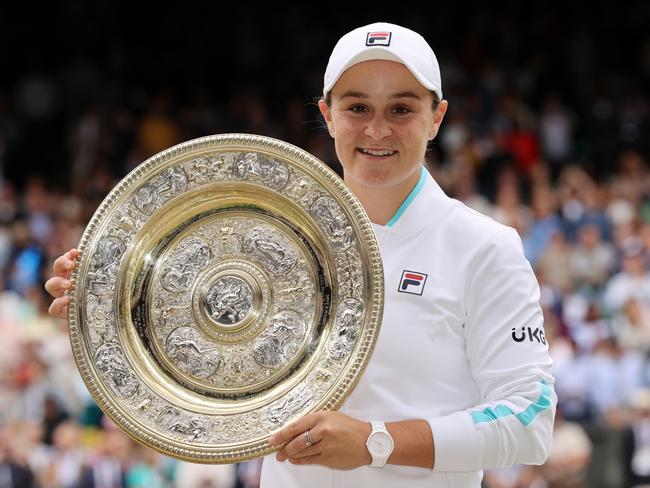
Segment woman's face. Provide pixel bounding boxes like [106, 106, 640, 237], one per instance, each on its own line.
[319, 60, 447, 195]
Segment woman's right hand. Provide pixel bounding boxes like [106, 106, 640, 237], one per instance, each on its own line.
[45, 248, 79, 320]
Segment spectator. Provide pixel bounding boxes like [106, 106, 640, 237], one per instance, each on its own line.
[612, 299, 650, 353]
[540, 409, 592, 488]
[552, 337, 594, 423]
[537, 230, 573, 292]
[491, 168, 531, 235]
[603, 237, 650, 315]
[0, 422, 37, 487]
[570, 223, 616, 290]
[524, 183, 563, 266]
[77, 419, 133, 488]
[539, 95, 574, 169]
[125, 445, 166, 488]
[622, 388, 650, 488]
[39, 421, 85, 488]
[566, 301, 611, 355]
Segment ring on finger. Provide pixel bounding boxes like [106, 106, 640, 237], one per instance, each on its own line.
[304, 429, 314, 448]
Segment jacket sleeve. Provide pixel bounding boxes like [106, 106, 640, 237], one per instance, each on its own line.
[427, 228, 557, 472]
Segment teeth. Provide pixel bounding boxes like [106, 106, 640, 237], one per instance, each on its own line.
[360, 148, 396, 156]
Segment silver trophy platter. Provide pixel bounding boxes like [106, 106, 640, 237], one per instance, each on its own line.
[68, 134, 384, 462]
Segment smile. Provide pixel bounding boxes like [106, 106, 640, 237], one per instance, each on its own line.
[358, 148, 397, 157]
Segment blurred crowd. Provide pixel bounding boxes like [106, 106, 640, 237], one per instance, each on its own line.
[1, 4, 650, 488]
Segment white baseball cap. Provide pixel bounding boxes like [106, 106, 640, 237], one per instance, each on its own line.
[323, 22, 443, 100]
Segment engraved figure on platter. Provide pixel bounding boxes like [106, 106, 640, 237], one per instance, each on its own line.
[217, 359, 258, 388]
[235, 152, 289, 190]
[276, 272, 312, 297]
[329, 298, 363, 359]
[192, 154, 230, 180]
[205, 276, 253, 324]
[286, 176, 321, 208]
[160, 238, 211, 292]
[310, 197, 353, 251]
[94, 343, 138, 398]
[87, 236, 126, 296]
[253, 310, 306, 368]
[244, 226, 297, 274]
[165, 327, 221, 379]
[157, 406, 209, 442]
[261, 385, 313, 429]
[219, 225, 241, 257]
[218, 348, 249, 386]
[289, 177, 310, 200]
[155, 301, 189, 330]
[133, 166, 188, 215]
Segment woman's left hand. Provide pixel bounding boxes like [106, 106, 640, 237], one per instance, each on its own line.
[268, 411, 372, 470]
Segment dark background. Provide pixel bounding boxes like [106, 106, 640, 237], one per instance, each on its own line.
[1, 2, 648, 189]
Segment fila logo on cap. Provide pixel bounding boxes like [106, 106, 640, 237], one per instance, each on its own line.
[366, 31, 391, 46]
[398, 270, 428, 295]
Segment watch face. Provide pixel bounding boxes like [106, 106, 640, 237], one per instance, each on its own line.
[368, 432, 393, 456]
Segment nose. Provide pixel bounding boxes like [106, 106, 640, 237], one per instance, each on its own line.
[364, 113, 392, 140]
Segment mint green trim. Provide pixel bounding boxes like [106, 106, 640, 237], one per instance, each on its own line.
[470, 381, 552, 426]
[385, 166, 427, 227]
[470, 404, 514, 424]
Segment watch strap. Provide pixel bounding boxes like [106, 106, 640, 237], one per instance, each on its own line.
[367, 420, 394, 468]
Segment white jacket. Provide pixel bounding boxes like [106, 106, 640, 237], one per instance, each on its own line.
[261, 167, 556, 487]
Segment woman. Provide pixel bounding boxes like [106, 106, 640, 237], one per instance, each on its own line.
[46, 22, 555, 488]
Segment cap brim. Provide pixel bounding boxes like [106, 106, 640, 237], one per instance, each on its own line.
[323, 47, 442, 99]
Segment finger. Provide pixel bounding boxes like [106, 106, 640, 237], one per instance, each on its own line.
[277, 429, 321, 461]
[289, 453, 323, 465]
[276, 438, 324, 462]
[48, 295, 70, 319]
[286, 443, 323, 460]
[52, 249, 80, 276]
[44, 276, 73, 298]
[268, 413, 320, 446]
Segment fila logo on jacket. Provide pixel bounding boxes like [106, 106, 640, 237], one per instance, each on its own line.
[398, 270, 428, 296]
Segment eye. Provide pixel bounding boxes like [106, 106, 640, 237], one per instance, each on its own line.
[392, 105, 412, 114]
[347, 104, 368, 113]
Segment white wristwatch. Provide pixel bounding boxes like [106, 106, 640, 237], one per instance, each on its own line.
[365, 421, 394, 468]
